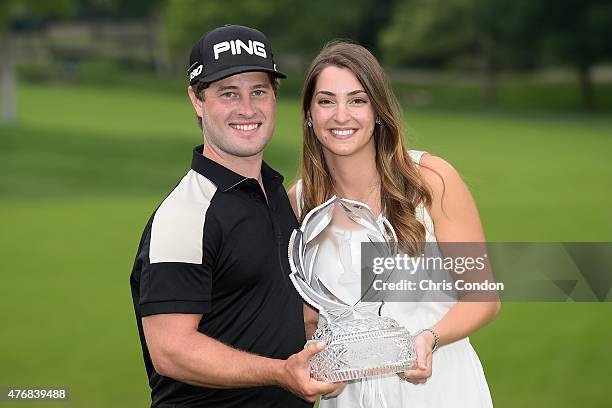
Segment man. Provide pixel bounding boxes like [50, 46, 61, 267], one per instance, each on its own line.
[129, 25, 340, 407]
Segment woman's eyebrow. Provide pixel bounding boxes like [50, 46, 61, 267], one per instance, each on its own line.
[347, 89, 367, 96]
[315, 89, 366, 96]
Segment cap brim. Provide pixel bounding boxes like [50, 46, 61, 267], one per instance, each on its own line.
[198, 65, 286, 84]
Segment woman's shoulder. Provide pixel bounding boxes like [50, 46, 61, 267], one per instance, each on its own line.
[413, 152, 463, 196]
[415, 153, 482, 239]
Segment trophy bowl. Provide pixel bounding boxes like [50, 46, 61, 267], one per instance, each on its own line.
[308, 316, 415, 382]
[289, 196, 416, 383]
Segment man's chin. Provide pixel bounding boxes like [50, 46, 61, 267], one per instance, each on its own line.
[227, 144, 269, 158]
[205, 136, 271, 160]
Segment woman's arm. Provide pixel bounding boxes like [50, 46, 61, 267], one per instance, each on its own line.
[420, 154, 501, 347]
[399, 154, 500, 384]
[304, 303, 320, 339]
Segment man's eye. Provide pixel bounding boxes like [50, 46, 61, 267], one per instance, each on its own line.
[221, 92, 236, 98]
[252, 89, 265, 96]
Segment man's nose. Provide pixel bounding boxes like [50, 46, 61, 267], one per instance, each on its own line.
[236, 96, 256, 117]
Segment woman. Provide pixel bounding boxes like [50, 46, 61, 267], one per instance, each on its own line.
[288, 41, 500, 407]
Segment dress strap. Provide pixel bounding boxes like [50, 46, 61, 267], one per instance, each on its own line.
[408, 149, 427, 166]
[295, 179, 304, 218]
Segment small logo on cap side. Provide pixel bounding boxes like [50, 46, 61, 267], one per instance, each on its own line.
[189, 64, 203, 81]
[213, 39, 267, 60]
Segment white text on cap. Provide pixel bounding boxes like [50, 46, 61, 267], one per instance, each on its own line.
[213, 40, 267, 60]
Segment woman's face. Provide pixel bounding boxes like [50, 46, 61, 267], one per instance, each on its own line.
[309, 65, 376, 157]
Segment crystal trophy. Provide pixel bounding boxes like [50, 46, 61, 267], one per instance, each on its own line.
[288, 196, 416, 383]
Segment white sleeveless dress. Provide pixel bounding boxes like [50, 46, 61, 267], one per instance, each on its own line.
[295, 151, 493, 408]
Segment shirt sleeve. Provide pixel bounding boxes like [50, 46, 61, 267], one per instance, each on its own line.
[133, 169, 220, 317]
[138, 259, 212, 316]
[134, 210, 218, 317]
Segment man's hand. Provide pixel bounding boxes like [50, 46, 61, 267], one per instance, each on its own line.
[398, 331, 434, 385]
[280, 342, 345, 402]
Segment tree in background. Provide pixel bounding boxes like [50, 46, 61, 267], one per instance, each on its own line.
[72, 0, 164, 19]
[539, 0, 612, 110]
[380, 0, 476, 68]
[72, 0, 168, 74]
[272, 0, 386, 55]
[4, 0, 611, 113]
[380, 0, 543, 104]
[344, 0, 395, 55]
[161, 0, 386, 74]
[0, 0, 75, 124]
[162, 0, 282, 73]
[470, 0, 545, 103]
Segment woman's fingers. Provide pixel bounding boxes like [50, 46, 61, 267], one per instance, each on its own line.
[398, 372, 428, 385]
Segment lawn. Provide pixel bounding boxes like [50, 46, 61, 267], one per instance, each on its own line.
[0, 82, 611, 407]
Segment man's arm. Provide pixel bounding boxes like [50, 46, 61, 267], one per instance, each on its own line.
[143, 313, 340, 403]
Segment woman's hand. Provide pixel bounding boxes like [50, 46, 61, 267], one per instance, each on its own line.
[397, 330, 435, 385]
[321, 382, 348, 400]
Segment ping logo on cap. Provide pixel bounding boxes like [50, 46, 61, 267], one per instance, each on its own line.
[213, 39, 267, 60]
[189, 64, 203, 81]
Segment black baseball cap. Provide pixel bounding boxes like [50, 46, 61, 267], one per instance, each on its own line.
[188, 25, 286, 86]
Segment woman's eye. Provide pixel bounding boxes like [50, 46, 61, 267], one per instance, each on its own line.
[352, 98, 367, 104]
[318, 99, 333, 105]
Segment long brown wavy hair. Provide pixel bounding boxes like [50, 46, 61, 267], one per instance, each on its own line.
[300, 41, 433, 253]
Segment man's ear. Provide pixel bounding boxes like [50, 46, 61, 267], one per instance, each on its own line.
[188, 86, 203, 118]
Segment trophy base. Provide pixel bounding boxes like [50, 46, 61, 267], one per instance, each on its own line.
[308, 316, 416, 383]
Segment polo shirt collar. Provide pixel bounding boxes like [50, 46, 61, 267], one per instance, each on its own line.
[191, 145, 284, 192]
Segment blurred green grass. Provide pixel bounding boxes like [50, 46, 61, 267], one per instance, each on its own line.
[393, 79, 612, 112]
[0, 82, 611, 407]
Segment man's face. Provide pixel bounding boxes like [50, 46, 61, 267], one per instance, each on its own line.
[189, 72, 276, 159]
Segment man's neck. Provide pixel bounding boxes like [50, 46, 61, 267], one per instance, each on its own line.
[202, 144, 263, 180]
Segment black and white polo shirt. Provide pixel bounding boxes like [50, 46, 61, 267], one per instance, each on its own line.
[130, 145, 310, 408]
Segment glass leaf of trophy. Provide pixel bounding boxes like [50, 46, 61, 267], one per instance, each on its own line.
[288, 196, 416, 383]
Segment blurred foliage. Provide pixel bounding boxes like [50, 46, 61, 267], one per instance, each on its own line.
[73, 0, 165, 19]
[380, 0, 612, 108]
[539, 0, 612, 68]
[162, 0, 279, 64]
[470, 0, 544, 69]
[161, 0, 394, 65]
[2, 0, 612, 110]
[0, 0, 75, 29]
[3, 0, 612, 71]
[380, 0, 547, 69]
[380, 0, 477, 67]
[538, 0, 612, 109]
